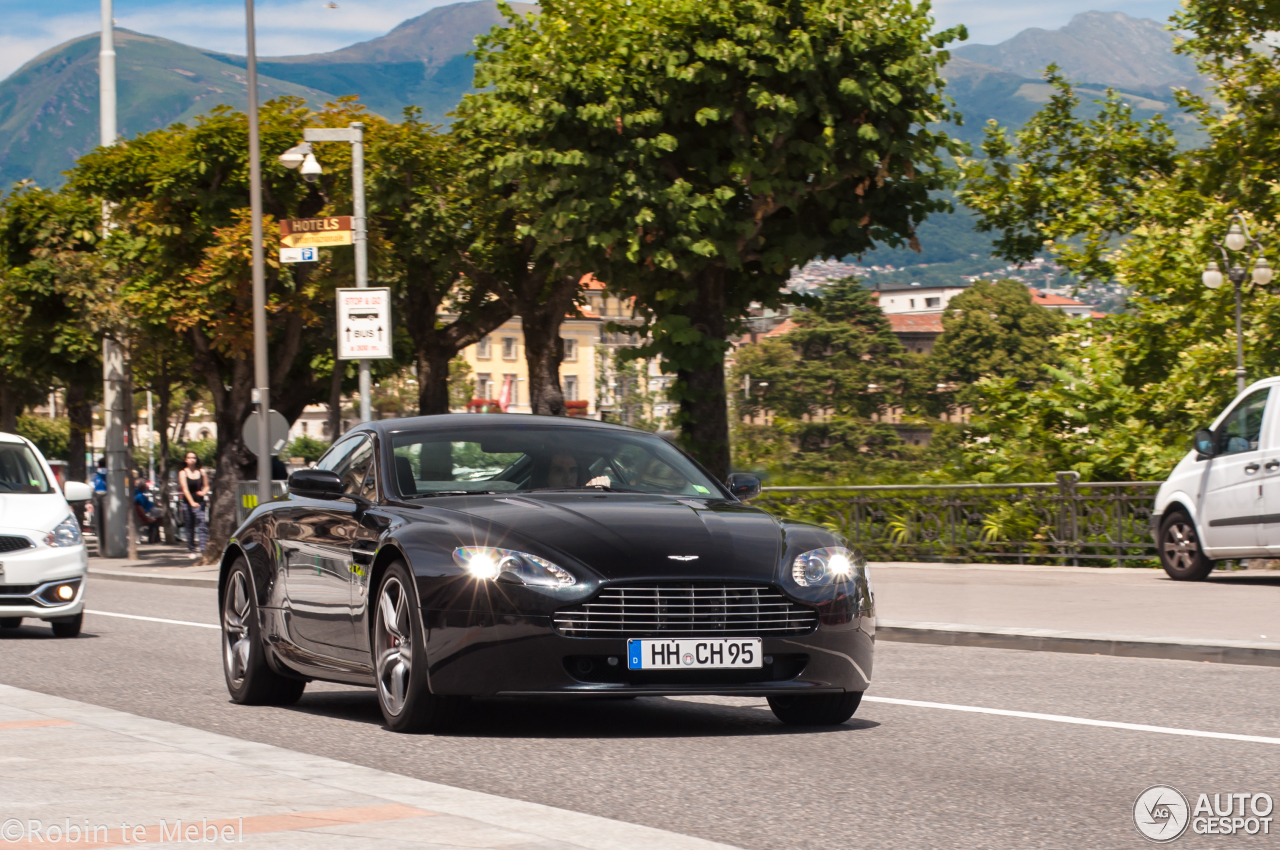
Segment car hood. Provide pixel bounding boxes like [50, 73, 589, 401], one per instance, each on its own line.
[447, 493, 785, 583]
[0, 493, 69, 535]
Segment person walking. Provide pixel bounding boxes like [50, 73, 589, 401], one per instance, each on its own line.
[178, 451, 210, 560]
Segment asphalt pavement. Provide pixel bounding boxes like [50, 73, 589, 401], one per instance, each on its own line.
[2, 577, 1278, 849]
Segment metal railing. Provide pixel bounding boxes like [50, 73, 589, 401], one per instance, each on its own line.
[235, 480, 289, 526]
[756, 472, 1161, 567]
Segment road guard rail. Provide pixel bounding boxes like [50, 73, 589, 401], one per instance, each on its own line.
[756, 472, 1161, 567]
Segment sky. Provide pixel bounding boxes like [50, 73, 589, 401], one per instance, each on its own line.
[1, 0, 1183, 81]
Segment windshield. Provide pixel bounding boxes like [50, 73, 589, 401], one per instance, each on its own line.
[388, 425, 722, 498]
[0, 443, 52, 494]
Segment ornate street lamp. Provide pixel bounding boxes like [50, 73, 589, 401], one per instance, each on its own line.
[1203, 213, 1273, 394]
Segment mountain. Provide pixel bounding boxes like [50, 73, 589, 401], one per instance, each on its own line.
[0, 0, 532, 189]
[0, 29, 330, 190]
[951, 11, 1201, 95]
[213, 1, 537, 122]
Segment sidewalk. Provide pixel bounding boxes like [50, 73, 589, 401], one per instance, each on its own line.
[87, 541, 218, 587]
[871, 561, 1280, 666]
[0, 683, 737, 850]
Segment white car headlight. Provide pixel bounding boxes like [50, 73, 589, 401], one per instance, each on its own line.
[453, 546, 576, 589]
[792, 546, 864, 587]
[44, 514, 83, 548]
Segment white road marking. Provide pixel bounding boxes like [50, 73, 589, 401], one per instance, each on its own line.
[85, 609, 219, 630]
[863, 696, 1280, 745]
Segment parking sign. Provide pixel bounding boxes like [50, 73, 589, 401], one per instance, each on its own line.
[279, 246, 317, 263]
[337, 288, 393, 360]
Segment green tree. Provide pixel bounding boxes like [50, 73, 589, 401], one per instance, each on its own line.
[283, 434, 329, 463]
[953, 1, 1280, 480]
[930, 279, 1068, 394]
[731, 279, 925, 477]
[368, 111, 513, 414]
[460, 0, 964, 476]
[0, 184, 105, 479]
[72, 98, 371, 555]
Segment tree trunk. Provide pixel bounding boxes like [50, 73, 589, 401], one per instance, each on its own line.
[674, 269, 731, 480]
[416, 349, 453, 415]
[156, 361, 175, 544]
[0, 383, 17, 433]
[66, 383, 91, 483]
[513, 274, 579, 416]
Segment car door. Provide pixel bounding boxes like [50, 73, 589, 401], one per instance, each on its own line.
[1198, 387, 1271, 554]
[284, 435, 374, 663]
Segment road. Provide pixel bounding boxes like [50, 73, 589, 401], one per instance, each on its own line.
[3, 577, 1279, 849]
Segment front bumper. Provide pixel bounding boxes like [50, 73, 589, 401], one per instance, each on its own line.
[0, 541, 88, 620]
[422, 610, 875, 697]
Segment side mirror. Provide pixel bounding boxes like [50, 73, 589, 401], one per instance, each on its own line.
[1194, 428, 1218, 458]
[725, 472, 761, 501]
[288, 468, 344, 500]
[62, 481, 92, 502]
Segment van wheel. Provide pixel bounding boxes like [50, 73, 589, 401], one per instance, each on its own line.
[51, 613, 82, 638]
[0, 618, 20, 629]
[1159, 512, 1214, 581]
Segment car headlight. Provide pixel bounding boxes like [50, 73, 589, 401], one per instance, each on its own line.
[453, 546, 576, 589]
[44, 514, 83, 548]
[792, 546, 864, 587]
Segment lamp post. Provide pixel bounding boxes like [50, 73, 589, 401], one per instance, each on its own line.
[1202, 213, 1273, 394]
[279, 124, 372, 423]
[244, 0, 272, 509]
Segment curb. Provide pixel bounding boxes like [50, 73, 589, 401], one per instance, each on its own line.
[877, 620, 1280, 668]
[89, 568, 218, 588]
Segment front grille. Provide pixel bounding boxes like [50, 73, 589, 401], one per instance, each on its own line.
[0, 536, 33, 553]
[0, 585, 39, 596]
[554, 582, 818, 637]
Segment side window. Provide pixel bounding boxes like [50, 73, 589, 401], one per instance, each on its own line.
[1218, 388, 1270, 455]
[318, 435, 373, 494]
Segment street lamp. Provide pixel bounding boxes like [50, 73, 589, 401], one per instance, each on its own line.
[280, 124, 371, 422]
[1203, 213, 1273, 394]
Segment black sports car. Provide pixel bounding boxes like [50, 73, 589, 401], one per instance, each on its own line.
[219, 415, 875, 732]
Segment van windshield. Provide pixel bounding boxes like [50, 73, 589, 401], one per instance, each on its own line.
[0, 443, 51, 494]
[387, 425, 721, 498]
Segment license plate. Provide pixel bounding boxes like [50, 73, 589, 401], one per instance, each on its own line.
[627, 638, 762, 670]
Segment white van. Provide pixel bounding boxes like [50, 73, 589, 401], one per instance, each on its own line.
[0, 432, 92, 635]
[1152, 377, 1280, 580]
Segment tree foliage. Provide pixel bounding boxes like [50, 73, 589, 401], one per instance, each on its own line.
[955, 1, 1280, 481]
[461, 0, 965, 476]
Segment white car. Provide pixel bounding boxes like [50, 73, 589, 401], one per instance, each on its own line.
[0, 432, 91, 636]
[1152, 376, 1280, 580]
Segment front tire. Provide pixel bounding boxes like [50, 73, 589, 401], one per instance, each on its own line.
[50, 613, 81, 638]
[0, 618, 21, 629]
[374, 561, 462, 733]
[768, 692, 863, 726]
[1159, 511, 1214, 581]
[222, 558, 305, 705]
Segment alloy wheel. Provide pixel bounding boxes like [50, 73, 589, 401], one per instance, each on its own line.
[1162, 520, 1199, 572]
[375, 577, 413, 717]
[222, 571, 252, 687]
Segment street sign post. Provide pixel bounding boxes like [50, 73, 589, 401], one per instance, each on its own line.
[280, 216, 352, 248]
[279, 246, 317, 263]
[337, 287, 393, 360]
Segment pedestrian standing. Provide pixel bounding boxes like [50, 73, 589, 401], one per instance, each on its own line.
[178, 451, 210, 560]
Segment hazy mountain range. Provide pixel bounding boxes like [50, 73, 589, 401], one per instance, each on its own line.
[0, 5, 1204, 265]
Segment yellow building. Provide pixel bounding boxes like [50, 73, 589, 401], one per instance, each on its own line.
[459, 312, 603, 416]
